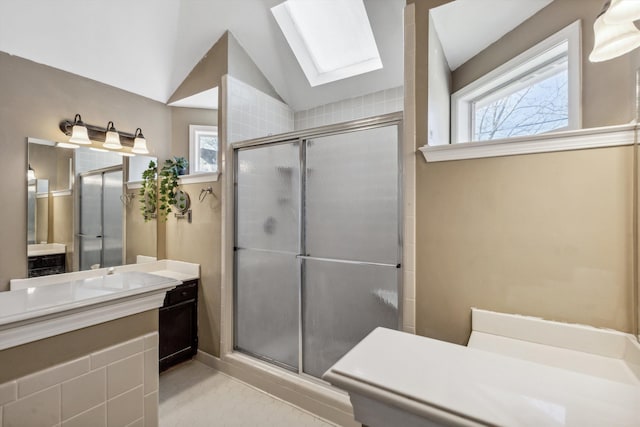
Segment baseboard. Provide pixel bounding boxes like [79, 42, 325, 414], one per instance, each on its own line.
[195, 350, 358, 427]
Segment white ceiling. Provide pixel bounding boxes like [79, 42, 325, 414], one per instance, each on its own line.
[0, 0, 404, 112]
[430, 0, 554, 71]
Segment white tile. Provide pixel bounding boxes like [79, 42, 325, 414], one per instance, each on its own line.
[91, 337, 144, 370]
[0, 381, 16, 406]
[62, 404, 106, 427]
[18, 357, 89, 398]
[143, 392, 157, 427]
[159, 362, 333, 427]
[61, 368, 106, 420]
[404, 243, 415, 272]
[403, 298, 416, 329]
[4, 385, 60, 427]
[403, 326, 416, 334]
[143, 333, 158, 350]
[403, 215, 415, 245]
[143, 349, 158, 395]
[403, 270, 415, 299]
[125, 418, 143, 427]
[107, 353, 143, 399]
[107, 386, 143, 427]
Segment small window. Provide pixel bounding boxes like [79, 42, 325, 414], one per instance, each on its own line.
[189, 125, 218, 174]
[451, 21, 581, 144]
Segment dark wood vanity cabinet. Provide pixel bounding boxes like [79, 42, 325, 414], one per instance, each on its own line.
[159, 279, 198, 372]
[28, 254, 66, 278]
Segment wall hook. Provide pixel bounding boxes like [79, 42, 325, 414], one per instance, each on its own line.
[120, 193, 135, 206]
[199, 186, 215, 202]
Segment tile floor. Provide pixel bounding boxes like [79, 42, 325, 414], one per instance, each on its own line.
[159, 360, 335, 427]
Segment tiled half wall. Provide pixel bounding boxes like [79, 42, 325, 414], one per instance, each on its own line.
[0, 333, 159, 427]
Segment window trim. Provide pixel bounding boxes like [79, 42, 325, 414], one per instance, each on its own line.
[450, 20, 582, 144]
[189, 124, 219, 175]
[420, 123, 635, 162]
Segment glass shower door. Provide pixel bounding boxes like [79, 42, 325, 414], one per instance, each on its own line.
[79, 173, 103, 271]
[78, 167, 123, 271]
[302, 125, 400, 378]
[234, 141, 301, 370]
[102, 169, 123, 268]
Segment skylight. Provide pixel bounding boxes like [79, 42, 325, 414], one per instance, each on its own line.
[271, 0, 382, 87]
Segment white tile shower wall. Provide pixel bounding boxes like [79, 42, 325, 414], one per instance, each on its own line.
[0, 333, 159, 427]
[75, 147, 122, 176]
[226, 75, 294, 144]
[294, 86, 403, 130]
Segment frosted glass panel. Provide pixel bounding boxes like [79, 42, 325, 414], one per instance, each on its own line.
[235, 249, 299, 370]
[102, 170, 123, 268]
[79, 237, 102, 271]
[303, 259, 398, 378]
[305, 126, 399, 264]
[236, 142, 300, 253]
[79, 174, 102, 237]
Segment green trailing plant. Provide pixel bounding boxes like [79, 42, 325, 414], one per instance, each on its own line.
[158, 157, 188, 219]
[139, 160, 157, 222]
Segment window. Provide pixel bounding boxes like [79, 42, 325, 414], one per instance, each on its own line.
[451, 20, 581, 144]
[189, 125, 218, 174]
[271, 0, 382, 86]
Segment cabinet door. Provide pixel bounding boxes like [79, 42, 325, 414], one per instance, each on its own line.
[159, 300, 197, 371]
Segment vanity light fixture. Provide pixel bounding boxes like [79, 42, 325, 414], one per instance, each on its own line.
[59, 115, 151, 154]
[606, 0, 640, 23]
[103, 121, 122, 149]
[68, 114, 91, 145]
[590, 0, 640, 62]
[132, 128, 149, 154]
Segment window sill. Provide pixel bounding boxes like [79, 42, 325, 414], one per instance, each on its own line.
[179, 172, 220, 184]
[419, 124, 636, 162]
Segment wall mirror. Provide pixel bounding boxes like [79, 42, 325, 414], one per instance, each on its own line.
[427, 0, 636, 146]
[27, 137, 157, 277]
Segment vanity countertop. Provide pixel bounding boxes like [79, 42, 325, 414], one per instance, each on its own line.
[324, 327, 640, 427]
[1, 269, 184, 351]
[27, 243, 66, 257]
[10, 259, 200, 290]
[0, 271, 177, 326]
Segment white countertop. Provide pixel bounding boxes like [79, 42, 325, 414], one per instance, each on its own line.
[0, 271, 177, 326]
[27, 243, 66, 257]
[324, 328, 640, 427]
[10, 260, 200, 290]
[1, 270, 183, 351]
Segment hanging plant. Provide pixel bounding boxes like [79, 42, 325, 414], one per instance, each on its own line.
[158, 157, 188, 220]
[139, 160, 157, 222]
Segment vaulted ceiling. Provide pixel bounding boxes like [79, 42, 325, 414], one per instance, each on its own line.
[0, 1, 556, 112]
[0, 0, 404, 111]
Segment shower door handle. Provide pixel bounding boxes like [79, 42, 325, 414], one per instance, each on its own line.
[296, 255, 398, 268]
[77, 234, 103, 238]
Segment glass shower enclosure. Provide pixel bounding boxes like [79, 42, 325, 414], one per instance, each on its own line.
[78, 166, 124, 270]
[234, 121, 401, 379]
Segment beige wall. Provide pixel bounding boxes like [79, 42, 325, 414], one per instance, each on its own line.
[52, 194, 74, 272]
[125, 189, 158, 265]
[166, 107, 221, 356]
[409, 0, 637, 345]
[451, 0, 636, 129]
[0, 52, 171, 290]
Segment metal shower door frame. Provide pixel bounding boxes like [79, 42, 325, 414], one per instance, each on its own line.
[232, 113, 404, 379]
[77, 164, 124, 270]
